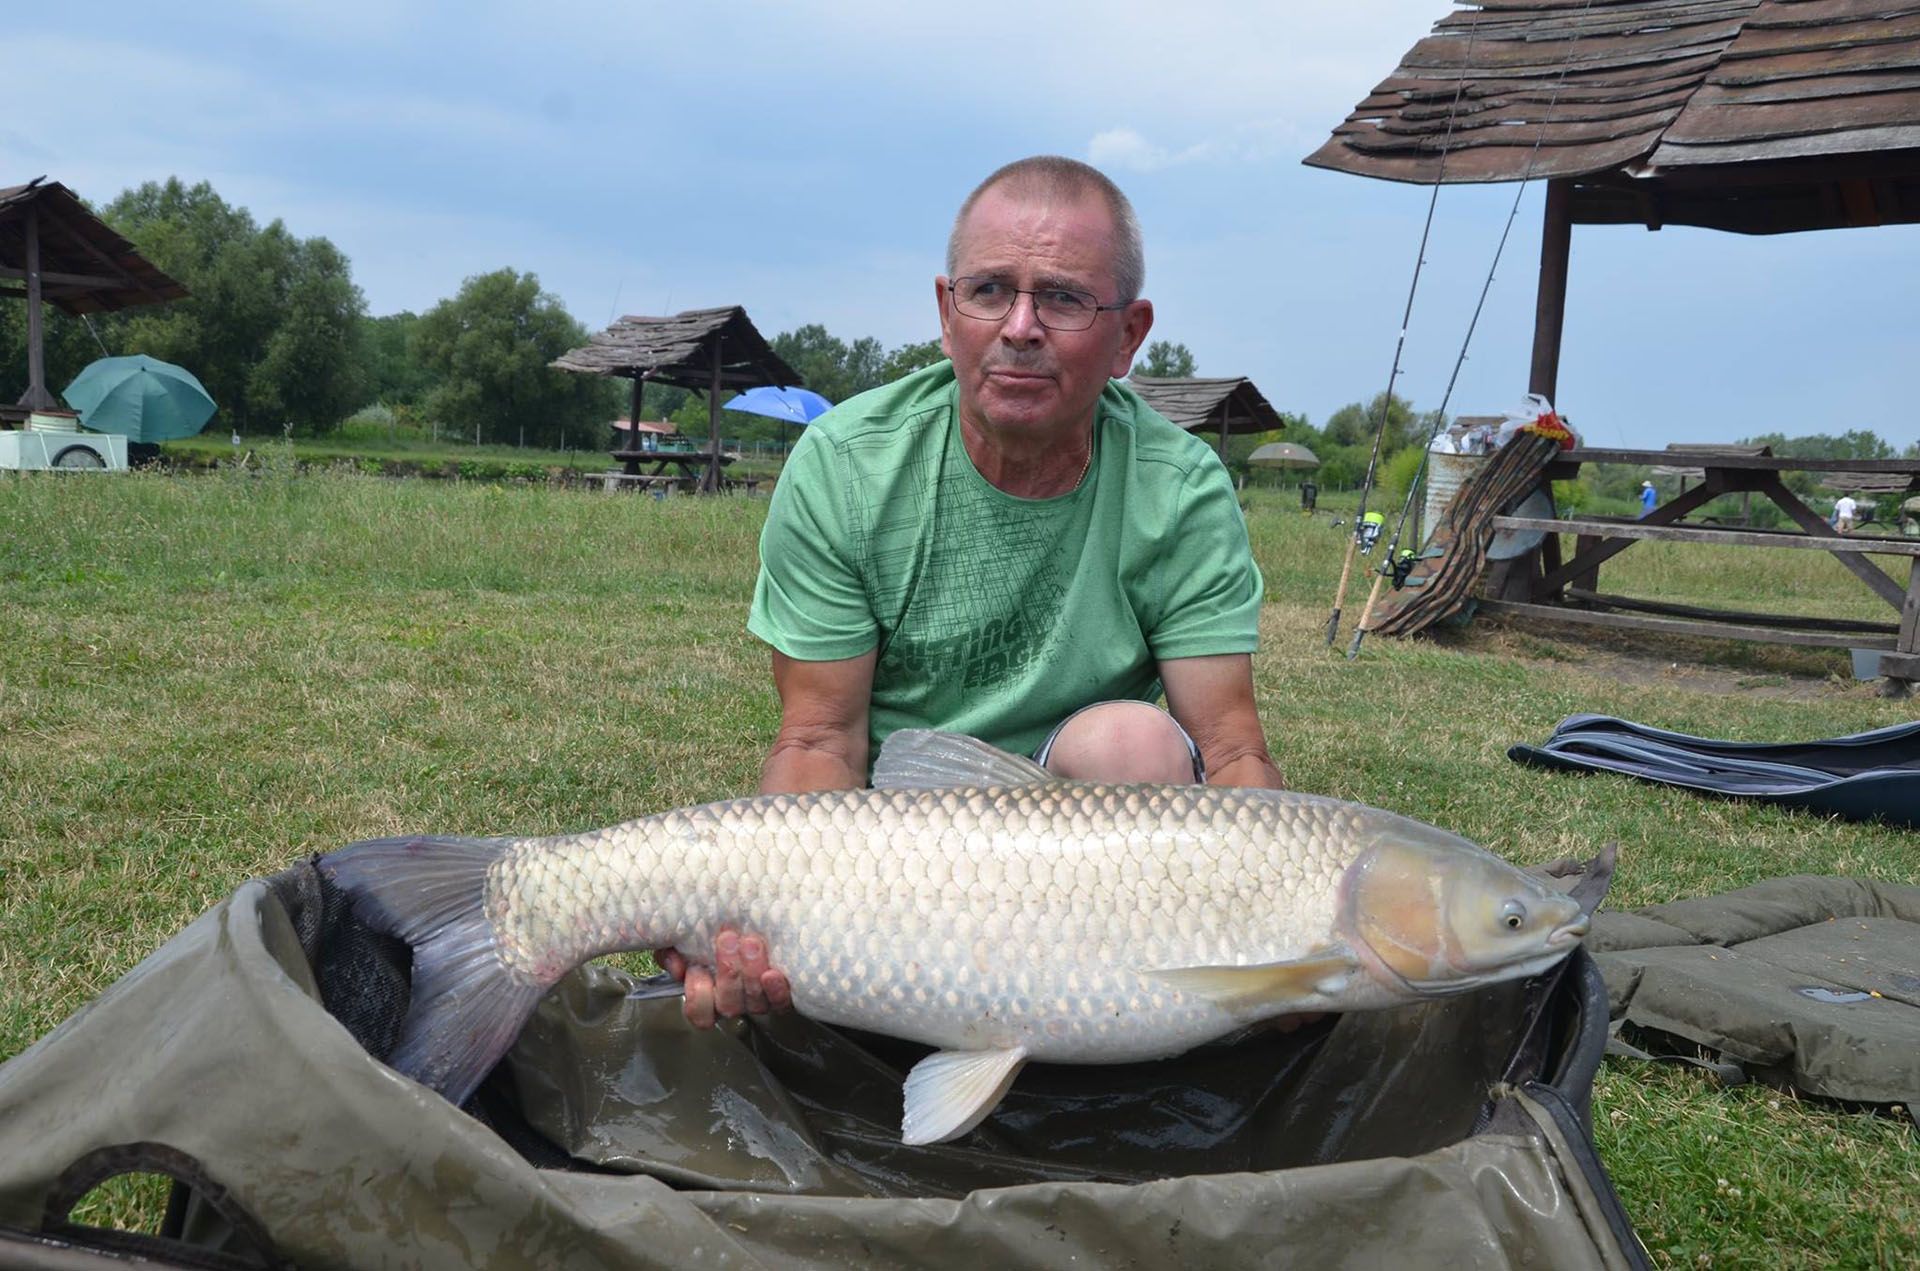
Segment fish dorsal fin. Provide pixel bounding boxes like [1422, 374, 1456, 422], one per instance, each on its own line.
[873, 729, 1054, 791]
[1144, 947, 1362, 1013]
[901, 1046, 1030, 1145]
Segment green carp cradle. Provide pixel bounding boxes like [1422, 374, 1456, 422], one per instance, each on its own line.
[320, 730, 1589, 1145]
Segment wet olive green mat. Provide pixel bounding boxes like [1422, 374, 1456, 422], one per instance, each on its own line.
[0, 859, 1645, 1269]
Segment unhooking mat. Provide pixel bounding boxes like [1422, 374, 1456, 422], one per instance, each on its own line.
[0, 854, 1648, 1271]
[1590, 875, 1920, 1125]
[1509, 714, 1920, 828]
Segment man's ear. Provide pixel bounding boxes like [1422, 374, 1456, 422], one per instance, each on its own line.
[1110, 299, 1154, 379]
[935, 276, 955, 360]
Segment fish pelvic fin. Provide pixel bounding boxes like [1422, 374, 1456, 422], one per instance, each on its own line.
[1145, 948, 1362, 1013]
[318, 835, 546, 1108]
[873, 730, 1055, 791]
[900, 1046, 1030, 1146]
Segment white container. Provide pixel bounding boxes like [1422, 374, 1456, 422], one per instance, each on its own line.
[1424, 450, 1488, 533]
[0, 429, 128, 471]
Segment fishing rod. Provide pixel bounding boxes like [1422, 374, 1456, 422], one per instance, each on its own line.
[1346, 172, 1537, 658]
[1324, 18, 1479, 647]
[1345, 0, 1600, 660]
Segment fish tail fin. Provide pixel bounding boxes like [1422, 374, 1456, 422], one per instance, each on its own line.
[319, 834, 546, 1106]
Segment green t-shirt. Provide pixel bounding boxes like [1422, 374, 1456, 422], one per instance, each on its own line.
[748, 361, 1263, 762]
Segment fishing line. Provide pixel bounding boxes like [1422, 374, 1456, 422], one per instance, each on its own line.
[1346, 0, 1602, 659]
[1325, 15, 1481, 646]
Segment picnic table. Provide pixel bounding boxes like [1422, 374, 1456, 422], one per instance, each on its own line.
[601, 448, 760, 495]
[1479, 447, 1920, 693]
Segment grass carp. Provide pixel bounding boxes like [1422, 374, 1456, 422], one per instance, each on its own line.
[320, 730, 1588, 1145]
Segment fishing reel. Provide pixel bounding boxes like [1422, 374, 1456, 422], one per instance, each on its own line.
[1376, 548, 1417, 588]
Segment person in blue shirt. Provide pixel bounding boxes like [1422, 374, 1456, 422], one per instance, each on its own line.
[1638, 480, 1658, 519]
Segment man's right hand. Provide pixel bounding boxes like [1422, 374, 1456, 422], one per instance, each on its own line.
[656, 928, 792, 1029]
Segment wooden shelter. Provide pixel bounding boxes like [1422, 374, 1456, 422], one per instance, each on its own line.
[1310, 1, 1920, 691]
[1308, 0, 1920, 404]
[1128, 375, 1289, 459]
[0, 178, 188, 419]
[551, 306, 803, 492]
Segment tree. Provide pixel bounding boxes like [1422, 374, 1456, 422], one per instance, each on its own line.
[358, 311, 438, 407]
[411, 269, 616, 448]
[103, 179, 368, 435]
[877, 338, 945, 384]
[1322, 392, 1428, 452]
[1133, 340, 1196, 379]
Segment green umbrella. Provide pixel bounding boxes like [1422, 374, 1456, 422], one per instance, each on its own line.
[62, 354, 218, 443]
[1247, 441, 1320, 469]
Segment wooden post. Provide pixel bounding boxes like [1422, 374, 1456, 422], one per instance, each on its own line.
[706, 339, 723, 493]
[1528, 179, 1574, 403]
[20, 207, 55, 410]
[622, 377, 645, 476]
[1511, 179, 1576, 601]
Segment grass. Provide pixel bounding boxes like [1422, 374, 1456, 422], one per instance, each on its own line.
[2, 469, 1915, 1264]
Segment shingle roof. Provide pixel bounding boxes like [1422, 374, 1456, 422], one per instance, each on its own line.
[550, 306, 804, 392]
[0, 178, 189, 315]
[1306, 1, 1920, 234]
[1127, 375, 1290, 438]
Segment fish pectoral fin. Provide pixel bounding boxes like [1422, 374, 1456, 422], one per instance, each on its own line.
[900, 1046, 1030, 1146]
[1145, 948, 1362, 1012]
[873, 730, 1055, 791]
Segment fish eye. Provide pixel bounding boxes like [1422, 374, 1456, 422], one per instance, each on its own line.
[1501, 899, 1527, 930]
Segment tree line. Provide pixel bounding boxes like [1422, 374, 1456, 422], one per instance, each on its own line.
[0, 178, 947, 452]
[4, 178, 1915, 479]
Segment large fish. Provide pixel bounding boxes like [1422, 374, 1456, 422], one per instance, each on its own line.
[320, 730, 1588, 1145]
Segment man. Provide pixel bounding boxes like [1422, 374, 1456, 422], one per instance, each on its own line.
[1834, 493, 1859, 534]
[1638, 481, 1658, 519]
[662, 156, 1284, 1025]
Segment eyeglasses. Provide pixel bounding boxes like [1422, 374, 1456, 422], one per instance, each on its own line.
[946, 276, 1129, 332]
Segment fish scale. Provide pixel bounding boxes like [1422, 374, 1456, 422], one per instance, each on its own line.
[319, 729, 1587, 1144]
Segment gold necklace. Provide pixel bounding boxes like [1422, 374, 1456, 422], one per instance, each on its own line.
[1070, 429, 1094, 490]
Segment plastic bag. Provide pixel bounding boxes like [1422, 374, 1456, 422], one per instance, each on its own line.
[1495, 393, 1578, 451]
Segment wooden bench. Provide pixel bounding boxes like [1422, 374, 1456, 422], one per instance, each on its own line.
[597, 471, 687, 494]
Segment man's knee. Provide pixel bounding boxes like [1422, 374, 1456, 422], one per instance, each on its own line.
[1036, 701, 1200, 784]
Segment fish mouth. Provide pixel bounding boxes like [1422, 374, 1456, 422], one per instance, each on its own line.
[1546, 916, 1590, 948]
[1399, 918, 1591, 998]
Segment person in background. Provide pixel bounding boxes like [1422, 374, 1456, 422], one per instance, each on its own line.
[659, 155, 1286, 1025]
[1637, 480, 1658, 519]
[1833, 493, 1859, 534]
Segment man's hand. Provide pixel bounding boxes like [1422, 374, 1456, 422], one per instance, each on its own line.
[656, 927, 793, 1029]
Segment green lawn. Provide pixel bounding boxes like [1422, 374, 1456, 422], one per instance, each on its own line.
[2, 469, 1914, 1266]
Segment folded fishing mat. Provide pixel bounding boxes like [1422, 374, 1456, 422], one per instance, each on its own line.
[1590, 876, 1920, 1127]
[0, 852, 1651, 1270]
[1363, 431, 1560, 639]
[1509, 713, 1920, 828]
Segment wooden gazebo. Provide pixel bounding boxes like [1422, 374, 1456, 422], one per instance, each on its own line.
[552, 306, 804, 492]
[1128, 375, 1289, 459]
[1, 178, 188, 421]
[1309, 1, 1920, 691]
[1308, 0, 1920, 405]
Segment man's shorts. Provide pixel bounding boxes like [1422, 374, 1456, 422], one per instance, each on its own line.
[1030, 701, 1206, 783]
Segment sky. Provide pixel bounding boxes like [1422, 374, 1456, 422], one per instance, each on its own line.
[10, 1, 1917, 451]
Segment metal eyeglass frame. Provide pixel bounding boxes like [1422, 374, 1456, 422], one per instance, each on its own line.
[946, 276, 1131, 332]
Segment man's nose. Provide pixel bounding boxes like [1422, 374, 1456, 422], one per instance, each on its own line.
[999, 291, 1046, 342]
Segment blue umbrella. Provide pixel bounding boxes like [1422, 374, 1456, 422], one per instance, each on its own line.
[62, 355, 218, 443]
[723, 385, 833, 425]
